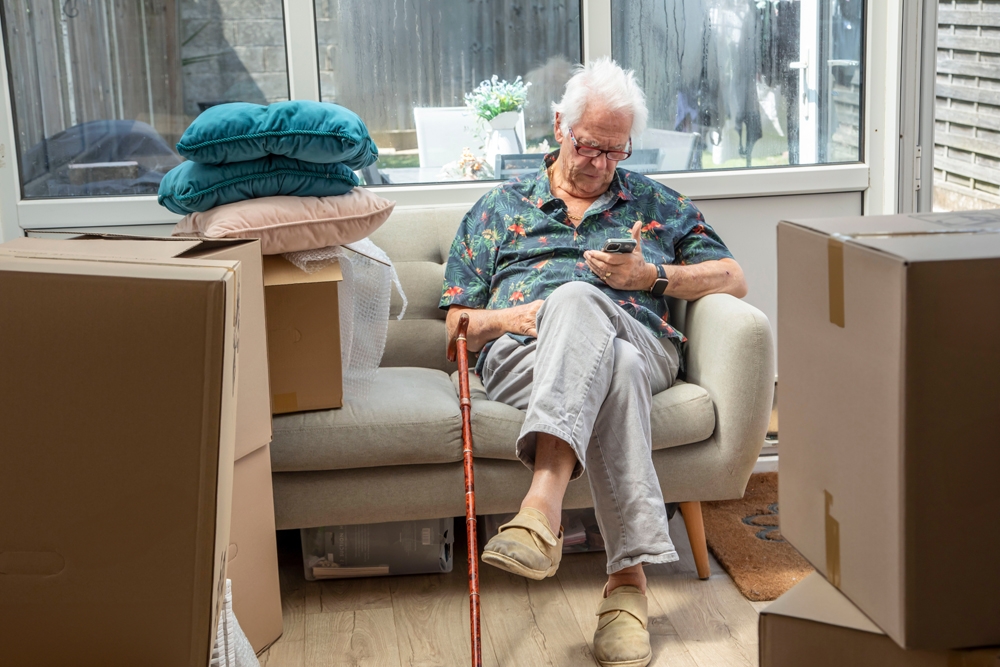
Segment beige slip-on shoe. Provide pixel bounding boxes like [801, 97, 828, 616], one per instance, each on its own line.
[593, 585, 652, 667]
[481, 508, 564, 580]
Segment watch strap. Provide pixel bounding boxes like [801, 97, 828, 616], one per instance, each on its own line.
[650, 264, 669, 298]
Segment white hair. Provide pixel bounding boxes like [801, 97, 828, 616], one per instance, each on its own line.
[551, 57, 648, 138]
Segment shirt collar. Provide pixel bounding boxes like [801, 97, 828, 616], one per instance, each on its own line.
[532, 149, 633, 208]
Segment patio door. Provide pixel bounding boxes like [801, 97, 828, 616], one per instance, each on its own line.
[796, 0, 863, 165]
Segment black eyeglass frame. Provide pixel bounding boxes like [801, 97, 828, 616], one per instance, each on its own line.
[567, 127, 633, 162]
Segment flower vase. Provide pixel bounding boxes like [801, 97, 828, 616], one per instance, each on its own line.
[485, 111, 525, 171]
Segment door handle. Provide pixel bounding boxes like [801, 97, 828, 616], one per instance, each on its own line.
[790, 53, 810, 121]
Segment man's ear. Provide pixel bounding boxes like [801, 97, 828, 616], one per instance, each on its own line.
[553, 113, 564, 142]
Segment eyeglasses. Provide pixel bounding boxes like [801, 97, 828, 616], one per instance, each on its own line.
[568, 127, 632, 162]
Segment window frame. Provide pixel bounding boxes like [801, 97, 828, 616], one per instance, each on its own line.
[0, 0, 900, 242]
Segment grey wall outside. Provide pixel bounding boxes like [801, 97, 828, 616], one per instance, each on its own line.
[180, 0, 290, 118]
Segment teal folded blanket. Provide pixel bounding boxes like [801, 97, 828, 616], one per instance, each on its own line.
[158, 156, 359, 214]
[176, 101, 379, 169]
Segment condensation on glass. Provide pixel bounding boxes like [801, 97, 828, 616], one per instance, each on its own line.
[314, 0, 582, 185]
[612, 0, 863, 173]
[2, 0, 290, 198]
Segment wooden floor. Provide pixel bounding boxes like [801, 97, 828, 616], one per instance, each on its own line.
[259, 514, 765, 667]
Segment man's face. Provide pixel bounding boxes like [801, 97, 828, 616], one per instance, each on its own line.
[553, 106, 633, 198]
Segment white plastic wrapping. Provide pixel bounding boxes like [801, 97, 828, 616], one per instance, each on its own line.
[210, 580, 260, 667]
[283, 239, 406, 402]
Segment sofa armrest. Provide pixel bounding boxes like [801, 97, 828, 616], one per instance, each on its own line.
[683, 293, 775, 494]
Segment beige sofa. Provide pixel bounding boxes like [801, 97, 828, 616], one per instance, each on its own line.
[269, 204, 775, 573]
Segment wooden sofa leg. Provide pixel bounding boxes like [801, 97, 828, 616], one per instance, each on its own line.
[679, 501, 711, 580]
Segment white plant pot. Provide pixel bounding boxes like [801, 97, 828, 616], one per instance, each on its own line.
[485, 110, 526, 169]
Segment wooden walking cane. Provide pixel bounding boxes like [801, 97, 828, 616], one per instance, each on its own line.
[455, 314, 483, 667]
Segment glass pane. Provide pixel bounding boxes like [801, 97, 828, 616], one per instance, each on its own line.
[611, 0, 864, 173]
[3, 0, 289, 198]
[933, 0, 1000, 212]
[315, 0, 581, 185]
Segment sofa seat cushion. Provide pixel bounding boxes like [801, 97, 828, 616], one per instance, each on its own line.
[271, 367, 462, 472]
[450, 372, 716, 462]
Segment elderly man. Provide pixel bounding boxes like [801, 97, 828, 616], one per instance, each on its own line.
[440, 58, 746, 667]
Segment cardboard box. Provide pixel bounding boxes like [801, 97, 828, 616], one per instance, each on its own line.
[777, 214, 1000, 649]
[760, 574, 1000, 667]
[3, 233, 273, 458]
[228, 443, 283, 653]
[263, 255, 343, 413]
[0, 246, 239, 666]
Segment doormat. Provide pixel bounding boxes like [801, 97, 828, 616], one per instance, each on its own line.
[702, 472, 813, 601]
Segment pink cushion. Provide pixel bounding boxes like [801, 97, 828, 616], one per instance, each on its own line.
[172, 189, 395, 255]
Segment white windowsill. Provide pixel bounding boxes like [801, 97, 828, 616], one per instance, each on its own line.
[16, 162, 868, 232]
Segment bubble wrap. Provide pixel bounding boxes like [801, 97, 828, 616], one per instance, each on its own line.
[210, 580, 260, 667]
[283, 238, 406, 402]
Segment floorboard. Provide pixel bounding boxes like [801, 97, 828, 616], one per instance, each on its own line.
[389, 560, 500, 667]
[259, 518, 763, 667]
[642, 516, 761, 667]
[304, 609, 402, 667]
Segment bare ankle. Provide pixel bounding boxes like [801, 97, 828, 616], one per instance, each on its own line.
[607, 565, 647, 595]
[520, 497, 562, 537]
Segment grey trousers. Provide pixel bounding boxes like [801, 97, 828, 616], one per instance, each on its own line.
[480, 281, 682, 573]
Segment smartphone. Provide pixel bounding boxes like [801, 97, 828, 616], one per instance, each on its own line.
[601, 238, 637, 254]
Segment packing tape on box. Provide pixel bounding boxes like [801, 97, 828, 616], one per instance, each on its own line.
[828, 238, 845, 327]
[824, 490, 841, 588]
[272, 392, 298, 413]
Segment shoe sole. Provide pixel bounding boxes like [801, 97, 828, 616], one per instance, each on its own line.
[595, 653, 652, 667]
[481, 550, 559, 580]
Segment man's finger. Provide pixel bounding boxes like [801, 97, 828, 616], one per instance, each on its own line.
[631, 220, 643, 243]
[586, 256, 606, 274]
[587, 250, 613, 263]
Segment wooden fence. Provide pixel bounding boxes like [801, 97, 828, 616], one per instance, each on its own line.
[3, 0, 183, 155]
[935, 0, 1000, 209]
[316, 0, 581, 142]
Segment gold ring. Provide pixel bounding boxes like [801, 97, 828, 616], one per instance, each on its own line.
[605, 272, 612, 279]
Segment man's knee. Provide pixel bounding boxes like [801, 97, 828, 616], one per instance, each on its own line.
[543, 281, 607, 313]
[612, 339, 648, 380]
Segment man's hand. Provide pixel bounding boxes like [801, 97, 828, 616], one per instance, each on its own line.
[509, 299, 544, 337]
[584, 220, 656, 292]
[446, 300, 544, 362]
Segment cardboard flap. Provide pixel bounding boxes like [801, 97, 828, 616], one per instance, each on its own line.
[848, 233, 1000, 263]
[263, 255, 342, 286]
[781, 217, 1000, 263]
[761, 573, 884, 636]
[1, 236, 203, 260]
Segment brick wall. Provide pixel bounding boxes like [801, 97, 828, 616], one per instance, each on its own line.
[179, 0, 289, 118]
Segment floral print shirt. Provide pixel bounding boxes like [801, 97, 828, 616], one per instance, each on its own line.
[439, 151, 734, 346]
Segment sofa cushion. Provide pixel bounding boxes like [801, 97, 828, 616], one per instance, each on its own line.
[450, 372, 716, 461]
[270, 367, 462, 472]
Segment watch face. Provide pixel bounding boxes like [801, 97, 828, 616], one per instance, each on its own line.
[652, 278, 669, 297]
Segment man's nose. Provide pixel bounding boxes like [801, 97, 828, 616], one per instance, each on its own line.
[590, 153, 610, 168]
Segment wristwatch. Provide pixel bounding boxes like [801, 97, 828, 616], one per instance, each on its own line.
[649, 264, 669, 298]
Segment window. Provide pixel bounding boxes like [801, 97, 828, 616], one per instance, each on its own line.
[611, 0, 864, 172]
[2, 0, 290, 198]
[313, 0, 582, 185]
[933, 0, 1000, 211]
[0, 0, 884, 238]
